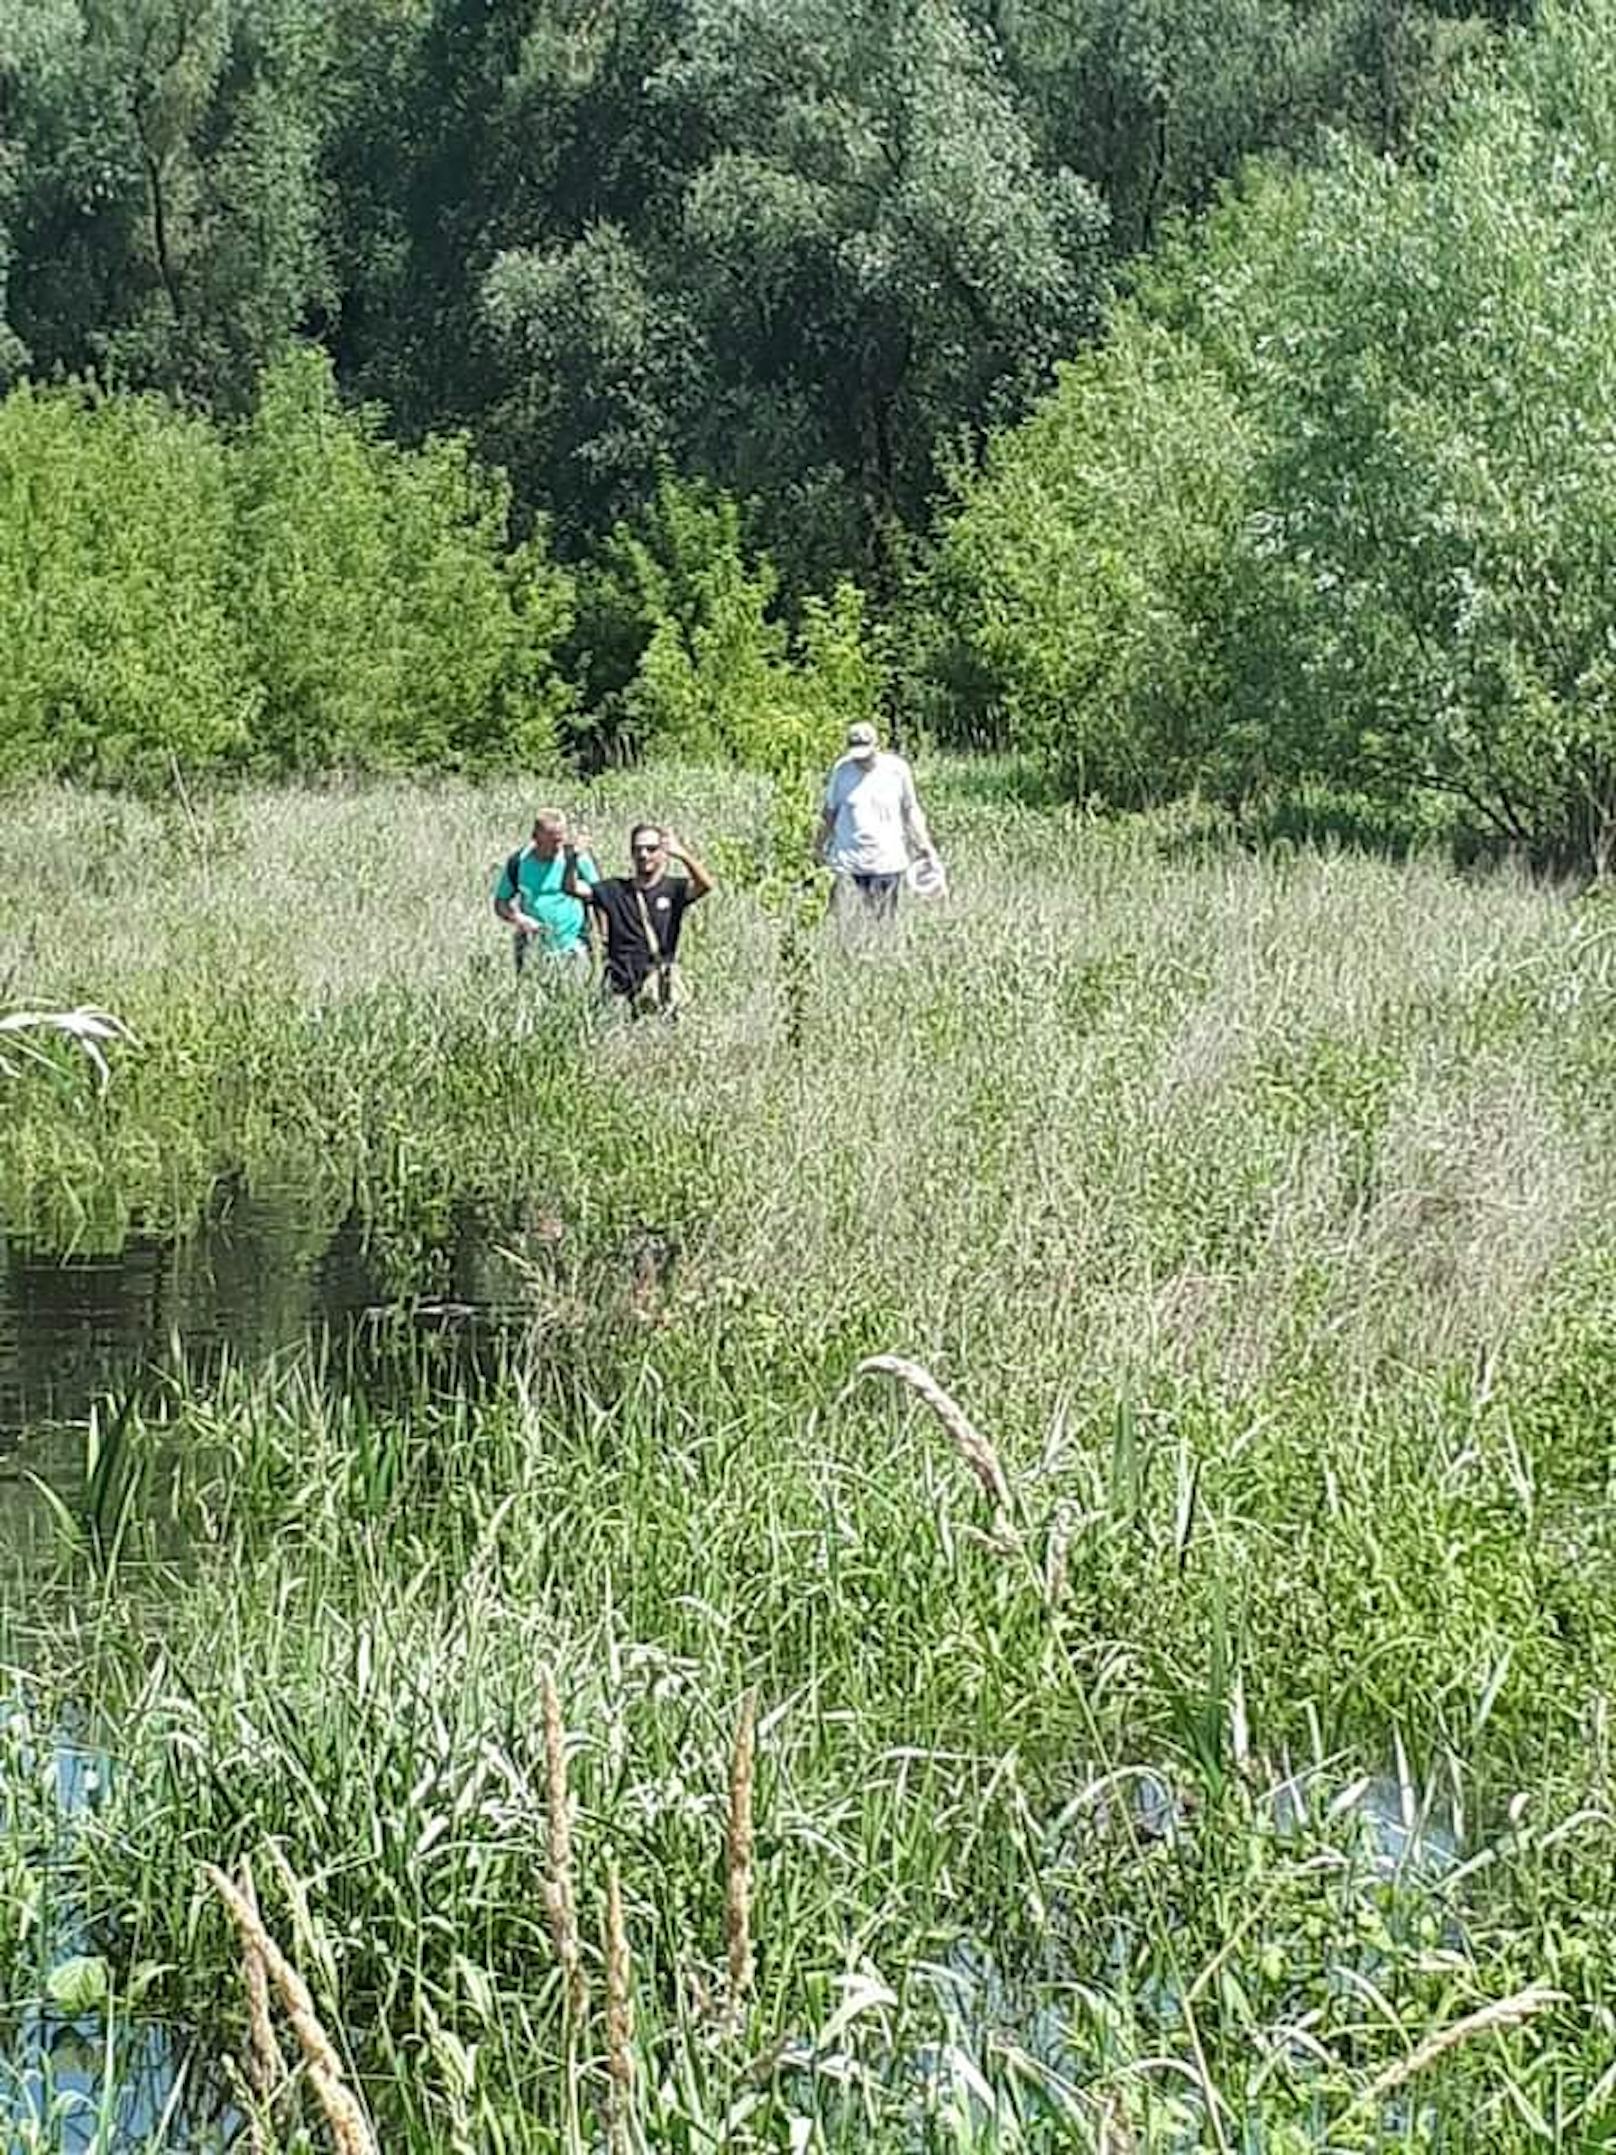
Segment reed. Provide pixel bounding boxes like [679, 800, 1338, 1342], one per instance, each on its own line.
[725, 1686, 758, 2006]
[540, 1664, 587, 2024]
[847, 1354, 1012, 1513]
[6, 767, 1616, 2151]
[604, 1861, 635, 2155]
[239, 1856, 291, 2139]
[1357, 1984, 1564, 2108]
[204, 1863, 379, 2155]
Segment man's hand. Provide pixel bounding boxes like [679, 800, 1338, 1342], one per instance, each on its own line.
[663, 827, 685, 862]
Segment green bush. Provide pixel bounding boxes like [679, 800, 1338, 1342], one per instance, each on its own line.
[573, 472, 882, 784]
[0, 383, 258, 785]
[1246, 1, 1616, 870]
[928, 312, 1259, 805]
[233, 350, 573, 774]
[929, 0, 1616, 870]
[0, 350, 575, 786]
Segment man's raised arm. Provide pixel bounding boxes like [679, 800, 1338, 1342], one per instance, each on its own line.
[665, 829, 715, 901]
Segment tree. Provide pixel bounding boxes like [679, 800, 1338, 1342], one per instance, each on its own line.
[0, 350, 575, 782]
[231, 349, 573, 773]
[3, 0, 334, 404]
[0, 380, 257, 783]
[928, 308, 1260, 802]
[328, 0, 694, 473]
[568, 472, 879, 770]
[929, 0, 1616, 871]
[0, 1, 81, 381]
[986, 0, 1486, 258]
[1247, 3, 1616, 866]
[482, 0, 1107, 586]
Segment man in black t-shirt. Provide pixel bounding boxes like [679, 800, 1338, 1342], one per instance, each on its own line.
[564, 822, 716, 1014]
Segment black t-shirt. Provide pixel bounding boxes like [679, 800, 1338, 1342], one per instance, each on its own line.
[587, 874, 696, 994]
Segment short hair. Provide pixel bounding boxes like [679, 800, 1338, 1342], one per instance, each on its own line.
[630, 822, 664, 850]
[532, 808, 566, 835]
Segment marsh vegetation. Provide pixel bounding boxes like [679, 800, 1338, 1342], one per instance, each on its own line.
[4, 770, 1616, 2148]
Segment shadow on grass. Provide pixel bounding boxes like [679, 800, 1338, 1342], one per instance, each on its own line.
[926, 753, 1064, 814]
[929, 761, 1603, 885]
[1148, 787, 1468, 870]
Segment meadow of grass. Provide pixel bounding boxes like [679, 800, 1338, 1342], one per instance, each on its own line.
[4, 767, 1616, 2149]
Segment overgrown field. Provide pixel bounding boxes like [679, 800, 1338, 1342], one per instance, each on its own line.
[5, 770, 1616, 2150]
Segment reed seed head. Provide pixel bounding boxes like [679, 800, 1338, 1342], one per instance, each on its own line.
[238, 1856, 290, 2111]
[1359, 1984, 1562, 2107]
[726, 1687, 758, 2004]
[540, 1663, 587, 2023]
[604, 1860, 635, 2153]
[204, 1862, 378, 2155]
[849, 1354, 1012, 1512]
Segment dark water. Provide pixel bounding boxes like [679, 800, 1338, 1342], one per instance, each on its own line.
[0, 1175, 532, 1443]
[0, 1176, 549, 1555]
[0, 1183, 353, 1580]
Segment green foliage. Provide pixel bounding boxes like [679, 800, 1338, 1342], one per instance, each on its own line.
[932, 0, 1616, 871]
[1244, 0, 1616, 869]
[930, 312, 1259, 803]
[0, 351, 573, 784]
[994, 0, 1480, 257]
[3, 0, 337, 404]
[0, 382, 257, 784]
[1, 0, 1507, 582]
[574, 474, 879, 780]
[233, 349, 573, 774]
[651, 0, 1109, 576]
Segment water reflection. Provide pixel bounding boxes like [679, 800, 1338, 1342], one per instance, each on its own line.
[0, 1179, 369, 1444]
[2, 1699, 237, 2153]
[0, 1177, 551, 1588]
[3, 2013, 234, 2154]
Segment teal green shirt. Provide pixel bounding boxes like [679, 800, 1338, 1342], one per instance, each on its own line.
[496, 844, 598, 955]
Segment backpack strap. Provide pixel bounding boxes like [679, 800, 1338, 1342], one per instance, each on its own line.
[633, 884, 672, 1005]
[633, 884, 664, 961]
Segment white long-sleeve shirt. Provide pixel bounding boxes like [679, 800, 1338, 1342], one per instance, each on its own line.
[823, 751, 933, 876]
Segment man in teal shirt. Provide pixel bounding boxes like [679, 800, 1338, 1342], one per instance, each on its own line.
[495, 809, 599, 975]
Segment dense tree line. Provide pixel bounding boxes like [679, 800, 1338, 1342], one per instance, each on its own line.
[0, 350, 887, 783]
[0, 0, 1498, 588]
[16, 0, 1613, 872]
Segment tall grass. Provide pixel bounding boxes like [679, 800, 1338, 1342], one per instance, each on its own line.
[3, 769, 1616, 2146]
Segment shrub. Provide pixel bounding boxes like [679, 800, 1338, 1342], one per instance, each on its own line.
[232, 349, 574, 774]
[0, 383, 257, 784]
[0, 350, 575, 786]
[574, 472, 881, 784]
[929, 312, 1259, 805]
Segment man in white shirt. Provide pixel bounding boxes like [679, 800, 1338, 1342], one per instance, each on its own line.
[813, 720, 942, 926]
